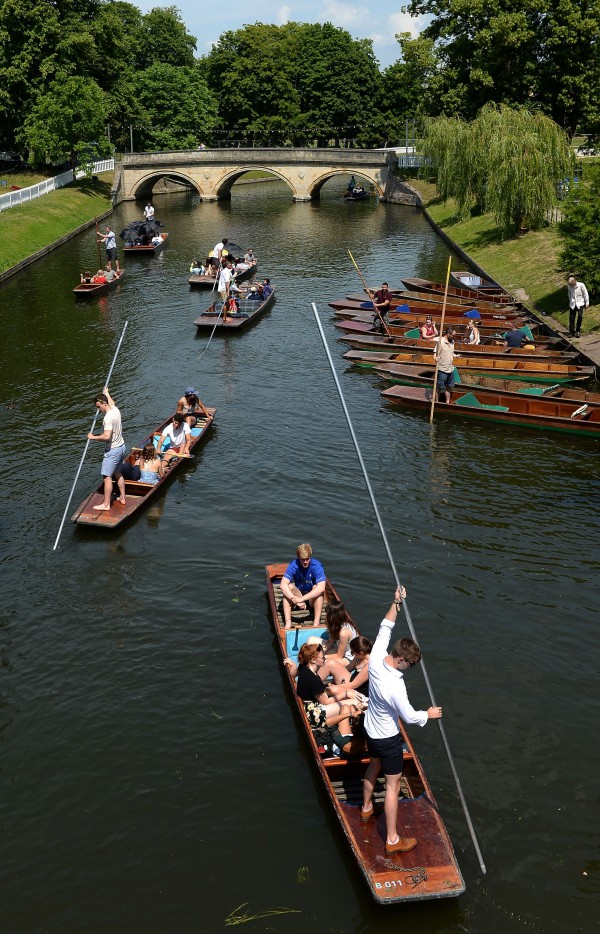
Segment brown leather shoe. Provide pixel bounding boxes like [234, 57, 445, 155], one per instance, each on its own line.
[360, 802, 383, 822]
[386, 836, 417, 854]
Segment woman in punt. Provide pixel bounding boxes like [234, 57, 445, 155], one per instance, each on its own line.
[135, 444, 164, 484]
[323, 600, 359, 665]
[286, 642, 365, 728]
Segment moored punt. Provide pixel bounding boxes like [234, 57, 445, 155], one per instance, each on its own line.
[348, 290, 519, 313]
[193, 287, 276, 331]
[401, 277, 517, 305]
[343, 349, 595, 384]
[265, 562, 465, 904]
[328, 306, 525, 324]
[71, 407, 215, 529]
[334, 317, 559, 347]
[339, 334, 578, 363]
[375, 363, 600, 404]
[123, 232, 169, 254]
[189, 262, 257, 288]
[73, 270, 125, 297]
[450, 270, 506, 297]
[381, 385, 600, 438]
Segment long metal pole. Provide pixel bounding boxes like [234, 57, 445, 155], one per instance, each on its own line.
[52, 321, 129, 551]
[311, 302, 486, 875]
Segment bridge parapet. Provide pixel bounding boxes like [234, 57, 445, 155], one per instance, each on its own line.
[121, 148, 398, 202]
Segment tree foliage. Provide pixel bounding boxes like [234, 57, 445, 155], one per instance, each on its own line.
[133, 62, 218, 150]
[559, 166, 600, 296]
[421, 104, 574, 233]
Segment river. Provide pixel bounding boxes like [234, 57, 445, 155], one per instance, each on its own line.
[0, 178, 598, 933]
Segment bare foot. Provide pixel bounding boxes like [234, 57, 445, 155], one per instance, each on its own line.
[117, 497, 126, 505]
[93, 503, 110, 511]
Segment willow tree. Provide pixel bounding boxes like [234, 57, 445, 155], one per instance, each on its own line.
[421, 104, 574, 234]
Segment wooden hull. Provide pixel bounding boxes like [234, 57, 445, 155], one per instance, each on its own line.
[450, 271, 505, 297]
[193, 288, 275, 330]
[342, 349, 594, 383]
[401, 277, 516, 305]
[329, 306, 525, 325]
[375, 363, 600, 403]
[343, 191, 370, 201]
[265, 563, 465, 904]
[189, 263, 257, 288]
[351, 289, 519, 312]
[71, 407, 215, 529]
[73, 271, 125, 297]
[381, 385, 600, 438]
[334, 317, 558, 346]
[123, 233, 168, 254]
[339, 334, 577, 363]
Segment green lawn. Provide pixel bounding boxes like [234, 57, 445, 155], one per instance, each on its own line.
[0, 173, 114, 273]
[410, 179, 599, 333]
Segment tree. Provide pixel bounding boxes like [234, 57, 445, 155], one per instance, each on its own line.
[138, 6, 196, 68]
[560, 166, 600, 296]
[421, 104, 574, 233]
[402, 0, 600, 136]
[19, 74, 109, 166]
[132, 62, 218, 150]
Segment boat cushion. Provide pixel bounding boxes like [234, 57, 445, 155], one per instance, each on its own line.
[518, 386, 545, 395]
[455, 392, 509, 412]
[463, 309, 481, 319]
[285, 627, 329, 663]
[453, 367, 461, 384]
[404, 328, 420, 338]
[395, 303, 410, 313]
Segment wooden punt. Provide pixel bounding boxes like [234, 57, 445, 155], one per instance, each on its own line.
[339, 334, 578, 363]
[401, 277, 516, 305]
[71, 407, 215, 529]
[334, 318, 560, 348]
[265, 562, 465, 905]
[188, 263, 257, 288]
[329, 306, 525, 324]
[347, 290, 519, 313]
[342, 349, 595, 384]
[123, 232, 168, 254]
[381, 385, 600, 438]
[450, 270, 506, 297]
[374, 363, 600, 404]
[73, 270, 125, 297]
[193, 287, 275, 331]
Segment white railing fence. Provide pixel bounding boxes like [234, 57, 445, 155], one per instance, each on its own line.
[0, 159, 115, 213]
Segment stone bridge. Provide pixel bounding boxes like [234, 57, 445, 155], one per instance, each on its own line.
[120, 148, 398, 202]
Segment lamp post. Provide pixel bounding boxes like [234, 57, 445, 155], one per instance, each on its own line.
[129, 124, 134, 154]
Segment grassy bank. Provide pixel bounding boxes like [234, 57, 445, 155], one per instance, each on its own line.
[410, 179, 599, 334]
[0, 173, 114, 273]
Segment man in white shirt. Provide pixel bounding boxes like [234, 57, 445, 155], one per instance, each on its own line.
[218, 261, 233, 302]
[362, 586, 442, 855]
[144, 203, 155, 220]
[88, 386, 126, 510]
[567, 275, 589, 338]
[154, 413, 192, 466]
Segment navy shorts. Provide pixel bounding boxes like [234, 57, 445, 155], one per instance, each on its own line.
[366, 732, 404, 775]
[436, 369, 455, 393]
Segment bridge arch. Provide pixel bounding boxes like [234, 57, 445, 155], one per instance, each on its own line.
[214, 166, 296, 199]
[308, 169, 383, 198]
[129, 170, 202, 201]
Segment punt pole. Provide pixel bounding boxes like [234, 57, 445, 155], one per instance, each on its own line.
[347, 250, 391, 337]
[311, 301, 486, 875]
[52, 321, 129, 551]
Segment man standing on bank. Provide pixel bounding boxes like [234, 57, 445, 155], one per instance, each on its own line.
[87, 386, 126, 511]
[361, 586, 442, 855]
[567, 275, 589, 338]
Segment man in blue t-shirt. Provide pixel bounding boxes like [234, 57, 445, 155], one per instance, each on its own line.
[280, 543, 326, 629]
[503, 322, 529, 350]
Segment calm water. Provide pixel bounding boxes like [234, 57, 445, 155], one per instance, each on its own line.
[1, 180, 598, 934]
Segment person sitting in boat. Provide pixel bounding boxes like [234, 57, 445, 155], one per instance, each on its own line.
[234, 259, 250, 274]
[369, 282, 392, 332]
[420, 316, 438, 340]
[92, 269, 107, 283]
[465, 320, 481, 345]
[244, 249, 256, 265]
[346, 635, 372, 695]
[293, 642, 358, 729]
[154, 412, 192, 467]
[80, 271, 93, 283]
[246, 285, 263, 301]
[329, 704, 369, 760]
[133, 443, 164, 484]
[323, 600, 359, 665]
[280, 543, 326, 629]
[104, 266, 117, 282]
[353, 185, 365, 196]
[151, 234, 162, 246]
[190, 260, 204, 275]
[503, 321, 529, 351]
[176, 387, 210, 427]
[261, 277, 273, 298]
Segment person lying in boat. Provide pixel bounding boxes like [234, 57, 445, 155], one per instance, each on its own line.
[154, 412, 192, 466]
[176, 387, 210, 426]
[280, 543, 327, 628]
[420, 316, 438, 340]
[234, 260, 250, 274]
[293, 642, 362, 728]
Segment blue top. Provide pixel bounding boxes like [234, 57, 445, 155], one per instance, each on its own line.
[505, 329, 525, 348]
[139, 468, 159, 484]
[283, 557, 326, 594]
[262, 285, 273, 298]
